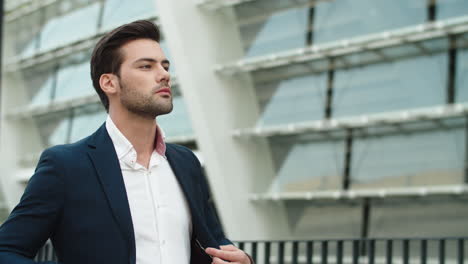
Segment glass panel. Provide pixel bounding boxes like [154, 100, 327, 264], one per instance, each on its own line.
[69, 110, 107, 143]
[456, 48, 468, 103]
[333, 54, 447, 118]
[314, 0, 426, 44]
[269, 137, 344, 192]
[26, 67, 57, 106]
[10, 12, 42, 59]
[239, 7, 309, 58]
[36, 115, 71, 147]
[256, 73, 327, 127]
[351, 128, 465, 189]
[30, 77, 54, 106]
[157, 96, 194, 137]
[39, 2, 100, 52]
[54, 60, 94, 102]
[101, 0, 157, 31]
[437, 0, 468, 20]
[370, 199, 468, 237]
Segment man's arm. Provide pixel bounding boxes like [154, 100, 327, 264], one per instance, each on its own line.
[191, 153, 253, 264]
[0, 148, 65, 264]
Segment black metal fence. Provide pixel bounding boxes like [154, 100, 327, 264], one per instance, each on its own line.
[234, 238, 467, 264]
[36, 237, 468, 264]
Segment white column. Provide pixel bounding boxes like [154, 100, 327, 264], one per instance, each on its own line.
[156, 1, 290, 240]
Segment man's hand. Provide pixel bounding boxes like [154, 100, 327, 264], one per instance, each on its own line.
[205, 244, 252, 264]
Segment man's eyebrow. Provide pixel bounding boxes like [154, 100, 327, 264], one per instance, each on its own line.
[133, 58, 170, 65]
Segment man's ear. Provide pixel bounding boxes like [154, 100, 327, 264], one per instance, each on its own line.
[99, 73, 119, 96]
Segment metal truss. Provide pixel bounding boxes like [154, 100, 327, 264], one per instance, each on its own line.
[249, 184, 468, 201]
[233, 103, 468, 138]
[7, 78, 179, 119]
[216, 16, 468, 75]
[4, 16, 160, 71]
[195, 0, 256, 10]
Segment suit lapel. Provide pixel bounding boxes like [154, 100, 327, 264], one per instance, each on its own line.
[86, 124, 136, 259]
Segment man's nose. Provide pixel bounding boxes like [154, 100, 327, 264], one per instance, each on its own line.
[157, 67, 170, 83]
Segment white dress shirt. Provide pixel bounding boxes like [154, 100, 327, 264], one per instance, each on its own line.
[106, 116, 192, 264]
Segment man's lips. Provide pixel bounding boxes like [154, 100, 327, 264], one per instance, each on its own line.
[155, 88, 171, 95]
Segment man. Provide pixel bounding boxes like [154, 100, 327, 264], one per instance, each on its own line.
[0, 20, 252, 264]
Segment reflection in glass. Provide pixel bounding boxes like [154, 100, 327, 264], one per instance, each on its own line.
[39, 2, 100, 52]
[333, 54, 447, 118]
[269, 137, 344, 192]
[240, 7, 308, 57]
[314, 0, 426, 44]
[157, 96, 194, 137]
[101, 0, 157, 31]
[55, 61, 94, 102]
[351, 128, 464, 189]
[437, 0, 468, 20]
[256, 73, 326, 126]
[29, 75, 54, 106]
[48, 117, 71, 146]
[456, 48, 468, 103]
[70, 110, 107, 143]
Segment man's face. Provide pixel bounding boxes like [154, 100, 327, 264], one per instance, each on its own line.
[117, 38, 173, 119]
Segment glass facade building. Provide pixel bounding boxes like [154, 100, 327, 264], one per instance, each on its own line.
[1, 0, 468, 241]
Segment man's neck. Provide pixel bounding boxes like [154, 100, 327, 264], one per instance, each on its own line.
[109, 108, 157, 168]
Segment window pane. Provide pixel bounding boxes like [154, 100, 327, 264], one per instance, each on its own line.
[456, 47, 468, 103]
[37, 115, 71, 147]
[101, 0, 157, 31]
[351, 127, 465, 189]
[238, 7, 309, 58]
[333, 54, 447, 118]
[55, 60, 94, 102]
[157, 96, 194, 137]
[314, 0, 426, 44]
[256, 73, 327, 127]
[39, 3, 100, 52]
[27, 67, 56, 106]
[70, 110, 107, 143]
[269, 137, 344, 192]
[437, 0, 468, 20]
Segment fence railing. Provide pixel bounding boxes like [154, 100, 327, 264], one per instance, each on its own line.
[234, 238, 467, 264]
[36, 237, 468, 264]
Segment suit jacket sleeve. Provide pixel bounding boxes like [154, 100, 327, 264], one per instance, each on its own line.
[0, 147, 65, 264]
[188, 151, 230, 246]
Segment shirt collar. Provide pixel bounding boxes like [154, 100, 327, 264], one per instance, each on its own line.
[105, 115, 167, 161]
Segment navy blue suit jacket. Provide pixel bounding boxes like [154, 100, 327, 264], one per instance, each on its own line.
[0, 124, 230, 264]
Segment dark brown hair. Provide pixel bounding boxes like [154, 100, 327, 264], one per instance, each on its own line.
[90, 20, 161, 112]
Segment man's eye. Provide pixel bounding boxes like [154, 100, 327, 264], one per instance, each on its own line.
[164, 67, 170, 71]
[140, 65, 152, 69]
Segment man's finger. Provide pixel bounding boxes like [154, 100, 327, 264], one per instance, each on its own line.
[206, 247, 242, 261]
[211, 256, 231, 264]
[220, 244, 239, 251]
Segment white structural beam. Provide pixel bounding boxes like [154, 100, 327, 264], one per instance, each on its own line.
[196, 0, 330, 12]
[216, 16, 468, 75]
[250, 185, 468, 201]
[195, 0, 255, 10]
[233, 103, 468, 138]
[4, 16, 159, 71]
[157, 0, 290, 240]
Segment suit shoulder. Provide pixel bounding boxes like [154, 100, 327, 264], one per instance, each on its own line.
[166, 143, 193, 154]
[40, 135, 92, 160]
[166, 143, 200, 164]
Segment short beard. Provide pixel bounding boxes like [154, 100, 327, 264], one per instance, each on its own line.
[119, 78, 173, 120]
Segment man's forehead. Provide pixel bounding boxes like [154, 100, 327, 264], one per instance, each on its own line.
[120, 39, 166, 61]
